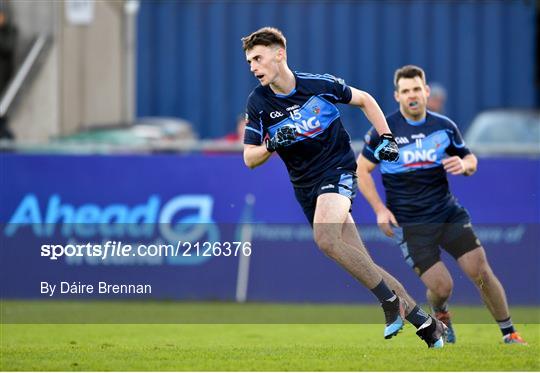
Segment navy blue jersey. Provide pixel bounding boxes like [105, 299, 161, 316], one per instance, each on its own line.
[362, 110, 471, 223]
[244, 72, 356, 187]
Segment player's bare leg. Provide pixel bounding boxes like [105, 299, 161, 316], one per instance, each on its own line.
[421, 262, 453, 309]
[341, 213, 416, 312]
[340, 212, 447, 347]
[313, 193, 407, 339]
[313, 194, 445, 347]
[420, 262, 456, 342]
[313, 193, 382, 288]
[457, 247, 526, 344]
[458, 247, 508, 318]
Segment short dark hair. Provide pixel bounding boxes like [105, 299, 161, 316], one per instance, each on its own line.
[394, 65, 426, 90]
[241, 27, 286, 52]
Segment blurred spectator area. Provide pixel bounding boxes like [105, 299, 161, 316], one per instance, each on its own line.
[465, 109, 540, 156]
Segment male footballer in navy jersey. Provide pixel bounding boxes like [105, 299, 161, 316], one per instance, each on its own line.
[357, 65, 526, 345]
[241, 27, 446, 348]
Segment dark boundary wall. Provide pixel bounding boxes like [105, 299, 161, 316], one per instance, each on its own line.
[137, 1, 537, 139]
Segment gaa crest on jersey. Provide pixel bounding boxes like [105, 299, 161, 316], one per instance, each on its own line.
[364, 128, 375, 144]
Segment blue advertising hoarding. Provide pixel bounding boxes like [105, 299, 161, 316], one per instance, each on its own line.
[1, 154, 539, 305]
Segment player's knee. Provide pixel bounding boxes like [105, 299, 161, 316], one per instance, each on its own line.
[469, 263, 492, 288]
[313, 230, 339, 258]
[433, 281, 453, 299]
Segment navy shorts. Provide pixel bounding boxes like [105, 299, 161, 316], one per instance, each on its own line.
[294, 171, 357, 225]
[392, 204, 481, 276]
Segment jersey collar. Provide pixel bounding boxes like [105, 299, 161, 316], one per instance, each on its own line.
[268, 72, 297, 98]
[402, 111, 427, 126]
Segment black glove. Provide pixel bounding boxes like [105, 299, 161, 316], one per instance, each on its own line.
[374, 133, 400, 162]
[265, 124, 297, 152]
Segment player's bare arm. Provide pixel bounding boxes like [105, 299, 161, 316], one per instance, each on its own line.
[243, 144, 272, 169]
[347, 87, 400, 162]
[348, 87, 392, 135]
[356, 154, 398, 237]
[442, 153, 478, 176]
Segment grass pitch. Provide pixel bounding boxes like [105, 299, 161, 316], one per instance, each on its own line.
[1, 302, 539, 371]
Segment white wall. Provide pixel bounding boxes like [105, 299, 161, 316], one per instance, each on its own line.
[8, 1, 127, 141]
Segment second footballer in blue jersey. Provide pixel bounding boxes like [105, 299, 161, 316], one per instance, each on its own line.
[362, 109, 473, 225]
[241, 27, 446, 348]
[357, 65, 527, 345]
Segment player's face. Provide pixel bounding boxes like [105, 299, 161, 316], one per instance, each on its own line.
[395, 77, 430, 120]
[246, 45, 282, 86]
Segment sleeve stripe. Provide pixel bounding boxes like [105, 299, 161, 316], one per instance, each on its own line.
[258, 116, 264, 142]
[246, 126, 262, 136]
[319, 93, 339, 100]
